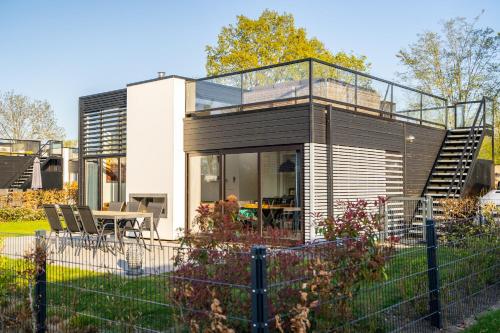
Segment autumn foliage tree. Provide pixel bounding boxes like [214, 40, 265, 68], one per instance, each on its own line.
[205, 10, 369, 75]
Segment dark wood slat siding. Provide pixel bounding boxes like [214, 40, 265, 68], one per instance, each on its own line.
[184, 104, 311, 151]
[329, 108, 405, 152]
[404, 124, 446, 197]
[311, 104, 327, 144]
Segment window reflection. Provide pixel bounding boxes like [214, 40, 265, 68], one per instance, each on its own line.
[102, 158, 119, 210]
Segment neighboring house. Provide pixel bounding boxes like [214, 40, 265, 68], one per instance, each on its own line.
[78, 58, 495, 241]
[63, 147, 79, 185]
[0, 138, 64, 190]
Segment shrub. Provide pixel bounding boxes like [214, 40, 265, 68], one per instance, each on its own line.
[0, 182, 78, 211]
[0, 207, 45, 222]
[171, 197, 396, 332]
[437, 198, 499, 244]
[172, 197, 301, 331]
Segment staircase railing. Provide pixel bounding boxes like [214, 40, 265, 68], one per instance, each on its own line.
[6, 140, 62, 189]
[447, 99, 486, 197]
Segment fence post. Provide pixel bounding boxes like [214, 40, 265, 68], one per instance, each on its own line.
[425, 219, 442, 329]
[251, 245, 269, 333]
[34, 230, 47, 333]
[423, 195, 433, 241]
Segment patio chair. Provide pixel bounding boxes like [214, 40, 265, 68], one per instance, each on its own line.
[126, 201, 143, 213]
[101, 201, 125, 230]
[139, 202, 164, 250]
[42, 204, 67, 251]
[77, 206, 115, 256]
[59, 205, 84, 252]
[108, 201, 125, 212]
[117, 201, 145, 238]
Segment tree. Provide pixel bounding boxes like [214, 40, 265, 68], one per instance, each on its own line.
[206, 10, 368, 75]
[398, 14, 500, 163]
[397, 14, 499, 104]
[0, 91, 65, 141]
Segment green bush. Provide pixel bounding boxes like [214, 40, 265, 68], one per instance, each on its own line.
[0, 207, 45, 222]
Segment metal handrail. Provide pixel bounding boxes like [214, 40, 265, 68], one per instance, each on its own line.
[189, 58, 449, 128]
[447, 98, 486, 197]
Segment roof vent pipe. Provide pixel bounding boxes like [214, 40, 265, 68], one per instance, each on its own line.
[157, 71, 165, 78]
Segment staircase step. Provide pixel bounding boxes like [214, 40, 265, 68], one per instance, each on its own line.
[435, 165, 469, 170]
[451, 128, 482, 133]
[426, 192, 460, 198]
[440, 152, 463, 157]
[445, 139, 479, 145]
[436, 159, 466, 164]
[430, 179, 464, 183]
[427, 186, 460, 191]
[442, 146, 473, 151]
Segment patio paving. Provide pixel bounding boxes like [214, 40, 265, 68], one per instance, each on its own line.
[1, 234, 180, 276]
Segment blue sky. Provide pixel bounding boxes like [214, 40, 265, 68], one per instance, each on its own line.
[1, 0, 498, 139]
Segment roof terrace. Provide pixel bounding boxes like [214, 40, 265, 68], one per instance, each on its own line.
[185, 58, 492, 129]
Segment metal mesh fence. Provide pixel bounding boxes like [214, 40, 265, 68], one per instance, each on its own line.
[0, 221, 498, 332]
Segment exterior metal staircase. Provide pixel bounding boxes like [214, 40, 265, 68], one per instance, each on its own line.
[7, 141, 63, 191]
[386, 98, 492, 240]
[424, 128, 483, 199]
[423, 98, 487, 201]
[9, 156, 49, 190]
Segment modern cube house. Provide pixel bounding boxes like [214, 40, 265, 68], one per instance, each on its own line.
[78, 59, 495, 241]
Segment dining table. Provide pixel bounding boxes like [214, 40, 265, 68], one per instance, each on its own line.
[76, 210, 155, 248]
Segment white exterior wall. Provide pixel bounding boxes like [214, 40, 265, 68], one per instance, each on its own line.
[62, 148, 70, 185]
[126, 78, 185, 240]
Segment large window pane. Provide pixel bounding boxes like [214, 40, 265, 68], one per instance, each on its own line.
[188, 155, 221, 229]
[102, 158, 119, 210]
[261, 151, 301, 238]
[225, 153, 258, 228]
[85, 160, 98, 210]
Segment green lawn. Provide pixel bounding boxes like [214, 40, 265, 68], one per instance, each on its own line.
[0, 219, 50, 235]
[464, 309, 500, 333]
[0, 256, 174, 331]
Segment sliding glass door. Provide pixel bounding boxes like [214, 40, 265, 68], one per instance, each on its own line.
[225, 153, 259, 230]
[187, 146, 302, 239]
[187, 154, 221, 229]
[82, 156, 127, 209]
[260, 150, 301, 236]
